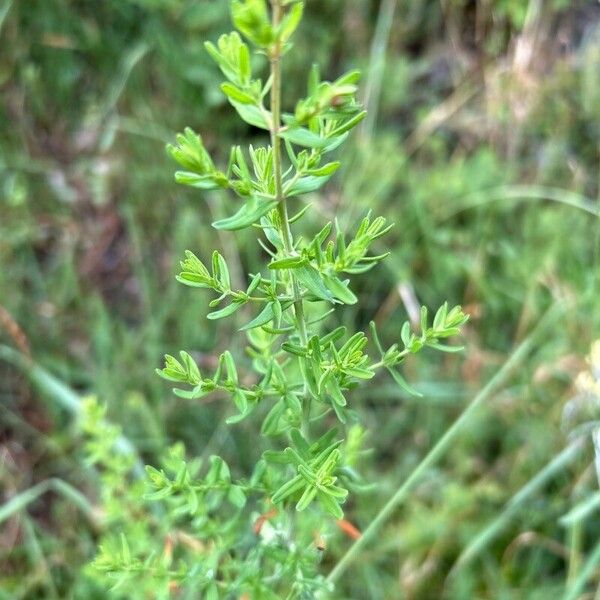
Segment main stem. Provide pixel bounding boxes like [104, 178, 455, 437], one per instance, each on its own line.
[269, 1, 310, 428]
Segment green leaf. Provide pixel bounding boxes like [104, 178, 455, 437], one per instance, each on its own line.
[300, 356, 319, 397]
[156, 362, 184, 384]
[320, 326, 347, 346]
[369, 321, 385, 355]
[207, 301, 243, 320]
[426, 341, 465, 353]
[231, 0, 274, 47]
[317, 490, 344, 519]
[207, 455, 230, 484]
[167, 128, 215, 173]
[345, 367, 375, 380]
[144, 487, 173, 501]
[420, 305, 428, 333]
[290, 428, 311, 456]
[278, 1, 303, 43]
[221, 82, 256, 104]
[322, 274, 357, 304]
[296, 485, 317, 511]
[176, 272, 212, 288]
[177, 250, 216, 289]
[240, 301, 277, 330]
[271, 474, 305, 504]
[120, 534, 131, 564]
[269, 255, 308, 269]
[281, 342, 306, 356]
[213, 197, 278, 230]
[295, 265, 334, 302]
[433, 301, 448, 330]
[205, 584, 219, 600]
[338, 331, 367, 359]
[228, 99, 270, 129]
[400, 321, 411, 347]
[180, 351, 201, 382]
[273, 300, 285, 329]
[327, 377, 347, 406]
[280, 126, 330, 148]
[205, 40, 234, 81]
[204, 32, 251, 85]
[227, 485, 247, 508]
[289, 202, 312, 223]
[233, 144, 252, 180]
[223, 350, 238, 384]
[187, 488, 199, 514]
[263, 449, 295, 464]
[261, 400, 285, 436]
[386, 366, 423, 397]
[329, 110, 367, 137]
[173, 387, 207, 400]
[297, 464, 318, 485]
[211, 251, 220, 283]
[325, 484, 349, 500]
[226, 406, 254, 424]
[331, 400, 347, 423]
[286, 171, 337, 196]
[306, 161, 340, 177]
[284, 390, 302, 414]
[173, 171, 225, 190]
[212, 253, 230, 290]
[232, 389, 248, 413]
[246, 272, 262, 295]
[238, 40, 251, 83]
[335, 69, 361, 85]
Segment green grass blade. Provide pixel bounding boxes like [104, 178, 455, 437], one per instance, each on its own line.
[0, 0, 13, 35]
[447, 185, 600, 220]
[0, 345, 80, 413]
[564, 537, 600, 600]
[560, 491, 600, 527]
[451, 439, 584, 572]
[0, 478, 95, 526]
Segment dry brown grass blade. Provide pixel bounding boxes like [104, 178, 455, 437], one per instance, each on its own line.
[0, 304, 30, 357]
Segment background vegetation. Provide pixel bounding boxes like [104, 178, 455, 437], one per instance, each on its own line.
[1, 0, 599, 597]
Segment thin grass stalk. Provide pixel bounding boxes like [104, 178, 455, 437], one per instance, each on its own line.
[326, 302, 563, 586]
[451, 438, 584, 574]
[564, 537, 600, 600]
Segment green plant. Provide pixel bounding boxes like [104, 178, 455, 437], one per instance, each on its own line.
[90, 1, 467, 596]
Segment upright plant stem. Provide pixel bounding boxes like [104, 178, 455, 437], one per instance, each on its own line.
[269, 0, 310, 428]
[326, 303, 562, 586]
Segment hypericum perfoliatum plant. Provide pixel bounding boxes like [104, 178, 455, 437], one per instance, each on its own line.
[92, 1, 468, 597]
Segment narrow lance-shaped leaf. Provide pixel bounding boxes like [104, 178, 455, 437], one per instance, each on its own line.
[322, 273, 357, 305]
[207, 301, 243, 320]
[213, 197, 278, 231]
[294, 265, 334, 302]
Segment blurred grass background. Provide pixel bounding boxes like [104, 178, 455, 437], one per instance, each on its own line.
[1, 0, 600, 598]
